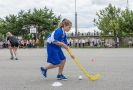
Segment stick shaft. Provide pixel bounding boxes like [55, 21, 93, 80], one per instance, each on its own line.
[67, 49, 91, 78]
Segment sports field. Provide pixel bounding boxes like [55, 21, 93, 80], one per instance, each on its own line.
[0, 48, 133, 90]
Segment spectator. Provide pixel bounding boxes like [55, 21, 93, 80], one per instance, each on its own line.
[96, 38, 100, 48]
[29, 39, 32, 48]
[0, 41, 3, 49]
[78, 38, 81, 48]
[23, 39, 27, 48]
[74, 38, 78, 47]
[35, 39, 39, 48]
[128, 36, 132, 48]
[82, 39, 85, 48]
[116, 36, 119, 48]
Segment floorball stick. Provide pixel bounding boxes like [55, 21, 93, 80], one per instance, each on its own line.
[66, 49, 100, 81]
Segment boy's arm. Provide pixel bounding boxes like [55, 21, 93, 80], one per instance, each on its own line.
[53, 41, 68, 49]
[53, 41, 75, 58]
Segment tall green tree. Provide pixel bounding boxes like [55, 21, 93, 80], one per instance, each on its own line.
[93, 4, 121, 41]
[118, 8, 133, 36]
[0, 18, 7, 34]
[22, 7, 61, 39]
[0, 7, 61, 46]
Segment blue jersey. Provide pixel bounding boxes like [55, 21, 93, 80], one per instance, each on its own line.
[46, 28, 67, 65]
[46, 28, 68, 46]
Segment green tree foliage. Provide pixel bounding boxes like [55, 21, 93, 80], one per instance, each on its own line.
[22, 7, 61, 39]
[0, 18, 7, 34]
[118, 8, 133, 36]
[0, 7, 61, 46]
[94, 4, 121, 40]
[94, 4, 133, 43]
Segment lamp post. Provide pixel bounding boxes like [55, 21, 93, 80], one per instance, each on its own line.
[75, 0, 77, 36]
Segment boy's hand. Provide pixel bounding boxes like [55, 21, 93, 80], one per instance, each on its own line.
[66, 48, 75, 59]
[71, 54, 75, 59]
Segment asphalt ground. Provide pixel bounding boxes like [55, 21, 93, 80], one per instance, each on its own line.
[0, 48, 133, 90]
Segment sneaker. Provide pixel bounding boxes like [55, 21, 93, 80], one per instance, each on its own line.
[57, 74, 67, 80]
[15, 57, 18, 60]
[10, 56, 14, 60]
[40, 67, 47, 77]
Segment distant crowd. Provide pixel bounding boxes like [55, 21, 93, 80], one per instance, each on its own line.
[0, 36, 132, 49]
[0, 39, 40, 49]
[67, 36, 132, 48]
[67, 37, 116, 48]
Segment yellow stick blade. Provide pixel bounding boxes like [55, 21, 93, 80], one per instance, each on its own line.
[66, 49, 100, 81]
[89, 73, 100, 80]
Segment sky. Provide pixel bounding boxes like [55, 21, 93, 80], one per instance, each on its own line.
[0, 0, 133, 33]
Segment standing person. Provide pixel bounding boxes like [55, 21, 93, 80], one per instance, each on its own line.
[128, 36, 132, 48]
[82, 38, 85, 48]
[69, 38, 72, 47]
[32, 39, 36, 48]
[40, 18, 74, 80]
[0, 41, 3, 49]
[29, 39, 32, 48]
[20, 39, 24, 48]
[3, 40, 6, 48]
[74, 38, 78, 47]
[6, 32, 19, 60]
[116, 36, 119, 47]
[96, 38, 100, 48]
[35, 39, 39, 48]
[23, 39, 27, 49]
[78, 38, 81, 48]
[87, 37, 90, 47]
[43, 40, 45, 48]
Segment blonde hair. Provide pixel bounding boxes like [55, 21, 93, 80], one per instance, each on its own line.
[6, 32, 12, 36]
[58, 18, 72, 28]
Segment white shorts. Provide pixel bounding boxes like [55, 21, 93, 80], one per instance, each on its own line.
[128, 41, 132, 44]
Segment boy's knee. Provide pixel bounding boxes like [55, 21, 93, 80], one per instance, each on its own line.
[61, 60, 66, 63]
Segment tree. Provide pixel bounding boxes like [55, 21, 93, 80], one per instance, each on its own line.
[0, 18, 7, 35]
[93, 4, 121, 42]
[118, 8, 133, 36]
[22, 7, 61, 39]
[0, 7, 61, 47]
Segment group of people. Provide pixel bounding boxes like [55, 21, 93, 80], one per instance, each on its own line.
[0, 39, 40, 49]
[67, 37, 101, 48]
[19, 39, 39, 48]
[0, 40, 9, 49]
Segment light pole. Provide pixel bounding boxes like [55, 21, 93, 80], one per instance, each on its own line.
[75, 0, 77, 36]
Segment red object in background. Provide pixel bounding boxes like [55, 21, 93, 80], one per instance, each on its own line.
[91, 59, 94, 62]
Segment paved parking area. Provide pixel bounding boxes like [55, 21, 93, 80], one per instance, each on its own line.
[0, 48, 133, 90]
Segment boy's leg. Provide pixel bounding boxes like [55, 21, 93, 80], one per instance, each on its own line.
[41, 64, 60, 77]
[58, 60, 66, 74]
[44, 64, 60, 69]
[57, 60, 67, 80]
[41, 60, 66, 75]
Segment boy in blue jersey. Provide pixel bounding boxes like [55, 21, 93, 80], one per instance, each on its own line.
[40, 19, 74, 80]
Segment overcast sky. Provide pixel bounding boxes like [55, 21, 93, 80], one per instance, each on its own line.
[0, 0, 133, 33]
